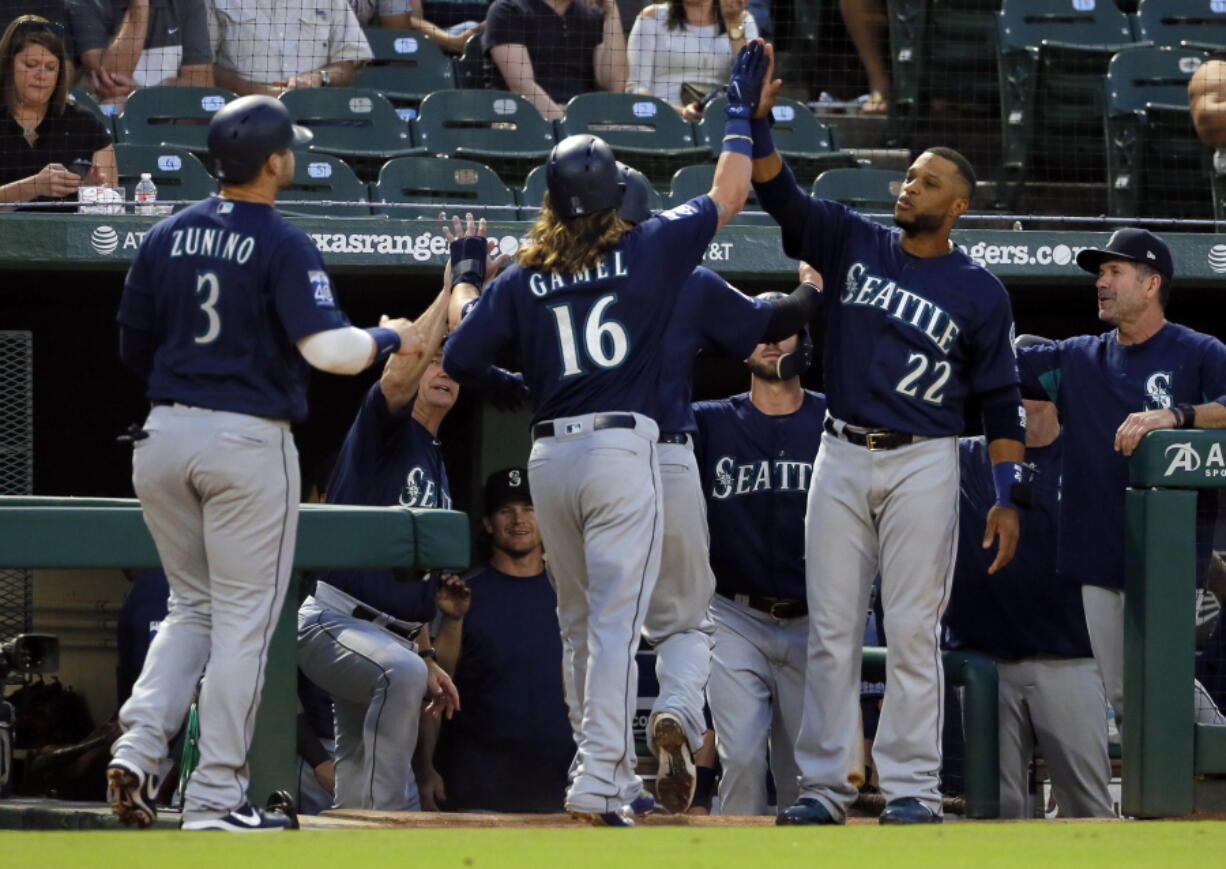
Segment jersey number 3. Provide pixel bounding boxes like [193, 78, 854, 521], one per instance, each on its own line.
[195, 270, 221, 344]
[548, 294, 629, 377]
[895, 351, 950, 405]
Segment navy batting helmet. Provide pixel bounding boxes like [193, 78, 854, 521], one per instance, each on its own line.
[206, 95, 312, 184]
[756, 291, 814, 379]
[617, 162, 655, 225]
[546, 134, 623, 219]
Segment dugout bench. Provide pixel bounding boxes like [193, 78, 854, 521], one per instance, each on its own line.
[1125, 431, 1226, 817]
[0, 496, 468, 805]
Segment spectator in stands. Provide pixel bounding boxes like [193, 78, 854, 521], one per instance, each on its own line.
[0, 15, 115, 210]
[433, 468, 576, 813]
[483, 0, 628, 121]
[840, 0, 888, 115]
[349, 0, 484, 55]
[626, 0, 755, 121]
[207, 0, 372, 96]
[1190, 59, 1226, 174]
[68, 0, 213, 108]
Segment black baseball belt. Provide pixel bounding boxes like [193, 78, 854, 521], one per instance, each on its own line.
[721, 592, 808, 620]
[824, 418, 918, 451]
[350, 603, 421, 642]
[532, 413, 637, 441]
[658, 432, 690, 445]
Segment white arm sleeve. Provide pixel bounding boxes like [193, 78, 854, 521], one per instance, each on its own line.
[297, 326, 376, 375]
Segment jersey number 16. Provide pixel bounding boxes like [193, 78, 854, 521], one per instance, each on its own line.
[548, 294, 630, 378]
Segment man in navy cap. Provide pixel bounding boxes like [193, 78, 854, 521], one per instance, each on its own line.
[1014, 228, 1226, 733]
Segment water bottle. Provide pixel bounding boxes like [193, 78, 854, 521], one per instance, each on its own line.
[135, 172, 158, 216]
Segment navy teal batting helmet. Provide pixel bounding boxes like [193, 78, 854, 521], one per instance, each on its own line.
[546, 134, 623, 219]
[617, 162, 655, 225]
[206, 95, 312, 184]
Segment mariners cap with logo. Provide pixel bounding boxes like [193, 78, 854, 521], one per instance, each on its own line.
[484, 467, 531, 515]
[1075, 228, 1174, 281]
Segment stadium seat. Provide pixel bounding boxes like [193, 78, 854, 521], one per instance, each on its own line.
[277, 152, 372, 218]
[517, 163, 665, 219]
[697, 97, 855, 175]
[1104, 46, 1212, 218]
[558, 93, 708, 181]
[113, 143, 217, 209]
[1136, 0, 1226, 51]
[453, 33, 485, 89]
[68, 88, 116, 136]
[667, 163, 773, 225]
[413, 90, 554, 184]
[115, 86, 237, 152]
[371, 156, 517, 220]
[355, 27, 456, 104]
[996, 0, 1139, 208]
[280, 88, 421, 179]
[812, 167, 905, 214]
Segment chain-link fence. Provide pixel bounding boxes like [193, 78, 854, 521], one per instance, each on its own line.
[0, 332, 32, 639]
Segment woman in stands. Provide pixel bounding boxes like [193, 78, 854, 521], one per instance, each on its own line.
[627, 0, 757, 121]
[0, 15, 114, 210]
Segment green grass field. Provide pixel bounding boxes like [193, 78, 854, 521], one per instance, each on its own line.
[6, 822, 1226, 868]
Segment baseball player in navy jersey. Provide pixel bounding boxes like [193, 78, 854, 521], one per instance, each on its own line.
[1016, 229, 1226, 735]
[946, 335, 1114, 819]
[693, 279, 826, 816]
[611, 166, 818, 815]
[109, 95, 427, 832]
[749, 106, 1028, 822]
[443, 41, 776, 826]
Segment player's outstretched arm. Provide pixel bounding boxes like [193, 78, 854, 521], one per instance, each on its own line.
[1114, 399, 1226, 456]
[708, 40, 775, 229]
[442, 213, 511, 333]
[296, 316, 424, 376]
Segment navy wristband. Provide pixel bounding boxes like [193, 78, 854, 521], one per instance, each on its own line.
[750, 115, 775, 159]
[722, 117, 753, 157]
[991, 461, 1026, 509]
[450, 235, 488, 290]
[366, 326, 401, 359]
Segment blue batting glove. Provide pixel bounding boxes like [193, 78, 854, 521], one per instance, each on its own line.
[725, 41, 766, 120]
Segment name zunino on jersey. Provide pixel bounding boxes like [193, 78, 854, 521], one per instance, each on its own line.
[169, 227, 256, 264]
[711, 455, 813, 499]
[528, 251, 628, 297]
[842, 262, 961, 354]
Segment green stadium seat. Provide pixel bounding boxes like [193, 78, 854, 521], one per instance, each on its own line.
[1104, 46, 1212, 218]
[996, 0, 1139, 208]
[812, 167, 905, 214]
[517, 162, 665, 219]
[558, 92, 708, 181]
[667, 163, 773, 225]
[278, 152, 371, 218]
[280, 88, 421, 179]
[115, 86, 237, 152]
[371, 156, 517, 220]
[1136, 0, 1226, 51]
[413, 90, 554, 184]
[355, 27, 456, 104]
[453, 32, 485, 89]
[68, 88, 117, 137]
[697, 97, 855, 175]
[113, 143, 217, 209]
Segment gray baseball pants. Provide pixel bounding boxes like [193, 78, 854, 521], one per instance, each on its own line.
[112, 404, 298, 823]
[643, 440, 715, 753]
[529, 413, 663, 814]
[707, 593, 806, 815]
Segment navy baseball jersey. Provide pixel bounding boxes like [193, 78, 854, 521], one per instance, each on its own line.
[316, 382, 449, 619]
[655, 267, 773, 434]
[756, 180, 1018, 434]
[693, 390, 827, 600]
[434, 564, 575, 812]
[117, 198, 350, 422]
[945, 436, 1093, 659]
[1018, 324, 1226, 591]
[443, 197, 719, 424]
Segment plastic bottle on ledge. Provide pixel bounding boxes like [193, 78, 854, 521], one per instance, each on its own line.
[135, 173, 158, 216]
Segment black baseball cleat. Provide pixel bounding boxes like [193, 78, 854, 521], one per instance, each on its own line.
[628, 794, 659, 817]
[181, 801, 297, 832]
[776, 797, 839, 826]
[106, 758, 159, 829]
[878, 797, 942, 825]
[570, 808, 636, 827]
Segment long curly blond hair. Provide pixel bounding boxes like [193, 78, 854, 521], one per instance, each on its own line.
[517, 193, 631, 275]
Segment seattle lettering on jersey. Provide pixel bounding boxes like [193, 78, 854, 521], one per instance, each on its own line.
[399, 465, 452, 509]
[169, 227, 256, 264]
[842, 262, 961, 355]
[711, 455, 814, 499]
[527, 251, 629, 297]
